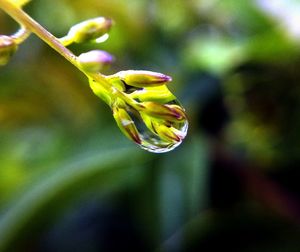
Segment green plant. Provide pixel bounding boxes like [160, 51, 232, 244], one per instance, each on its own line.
[0, 0, 188, 153]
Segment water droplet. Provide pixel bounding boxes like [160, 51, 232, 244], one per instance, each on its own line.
[112, 99, 188, 153]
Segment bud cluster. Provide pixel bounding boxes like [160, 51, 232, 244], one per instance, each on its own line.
[90, 70, 188, 151]
[0, 0, 188, 152]
[60, 17, 114, 72]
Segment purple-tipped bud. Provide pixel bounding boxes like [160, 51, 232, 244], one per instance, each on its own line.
[139, 101, 186, 122]
[0, 35, 17, 66]
[78, 50, 114, 72]
[68, 17, 113, 43]
[141, 113, 184, 143]
[155, 124, 182, 143]
[112, 106, 141, 145]
[116, 70, 172, 88]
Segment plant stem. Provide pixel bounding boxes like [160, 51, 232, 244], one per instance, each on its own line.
[0, 0, 113, 89]
[11, 26, 31, 44]
[0, 0, 78, 66]
[0, 0, 138, 108]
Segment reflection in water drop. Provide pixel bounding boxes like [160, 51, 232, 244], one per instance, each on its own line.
[112, 99, 188, 153]
[93, 70, 189, 153]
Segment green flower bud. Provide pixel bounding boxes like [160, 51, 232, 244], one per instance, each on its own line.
[129, 85, 176, 103]
[141, 113, 182, 143]
[67, 17, 112, 44]
[153, 123, 182, 143]
[105, 76, 126, 92]
[88, 77, 112, 105]
[78, 50, 114, 72]
[139, 101, 186, 122]
[112, 106, 141, 144]
[0, 35, 18, 66]
[115, 70, 172, 88]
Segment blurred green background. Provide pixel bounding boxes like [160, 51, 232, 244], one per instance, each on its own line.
[1, 0, 300, 251]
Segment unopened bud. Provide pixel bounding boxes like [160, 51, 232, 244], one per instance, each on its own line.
[68, 17, 112, 43]
[106, 76, 125, 92]
[78, 50, 114, 72]
[116, 70, 172, 88]
[112, 106, 141, 144]
[154, 123, 182, 143]
[141, 113, 182, 143]
[88, 77, 112, 105]
[129, 85, 176, 103]
[139, 101, 186, 122]
[0, 35, 18, 66]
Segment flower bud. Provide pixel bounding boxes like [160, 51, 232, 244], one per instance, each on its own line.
[140, 114, 182, 143]
[129, 85, 176, 103]
[0, 35, 18, 66]
[67, 17, 112, 44]
[105, 76, 126, 92]
[78, 50, 114, 72]
[88, 78, 112, 105]
[112, 106, 141, 144]
[139, 101, 186, 122]
[116, 70, 172, 88]
[154, 123, 182, 143]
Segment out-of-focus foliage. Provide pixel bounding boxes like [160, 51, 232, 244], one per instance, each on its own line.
[1, 0, 300, 251]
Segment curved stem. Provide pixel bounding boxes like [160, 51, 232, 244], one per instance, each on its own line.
[58, 34, 74, 47]
[0, 1, 112, 89]
[0, 0, 78, 66]
[0, 0, 140, 110]
[11, 26, 31, 44]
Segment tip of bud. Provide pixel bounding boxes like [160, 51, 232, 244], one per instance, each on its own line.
[139, 101, 186, 122]
[103, 18, 113, 30]
[78, 50, 114, 72]
[112, 106, 142, 145]
[162, 75, 172, 82]
[129, 130, 142, 145]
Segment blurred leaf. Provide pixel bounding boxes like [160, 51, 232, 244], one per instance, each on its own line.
[0, 145, 149, 251]
[182, 34, 245, 74]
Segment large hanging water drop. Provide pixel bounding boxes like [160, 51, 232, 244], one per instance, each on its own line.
[111, 96, 188, 153]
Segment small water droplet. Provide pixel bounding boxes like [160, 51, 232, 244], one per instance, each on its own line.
[112, 99, 188, 153]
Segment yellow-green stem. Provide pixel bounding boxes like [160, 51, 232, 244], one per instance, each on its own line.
[11, 26, 31, 44]
[0, 0, 139, 109]
[0, 0, 78, 65]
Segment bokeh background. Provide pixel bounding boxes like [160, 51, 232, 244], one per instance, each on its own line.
[1, 0, 300, 251]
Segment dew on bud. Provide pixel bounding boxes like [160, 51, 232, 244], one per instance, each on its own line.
[112, 105, 142, 145]
[139, 101, 186, 122]
[111, 99, 188, 153]
[93, 70, 188, 152]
